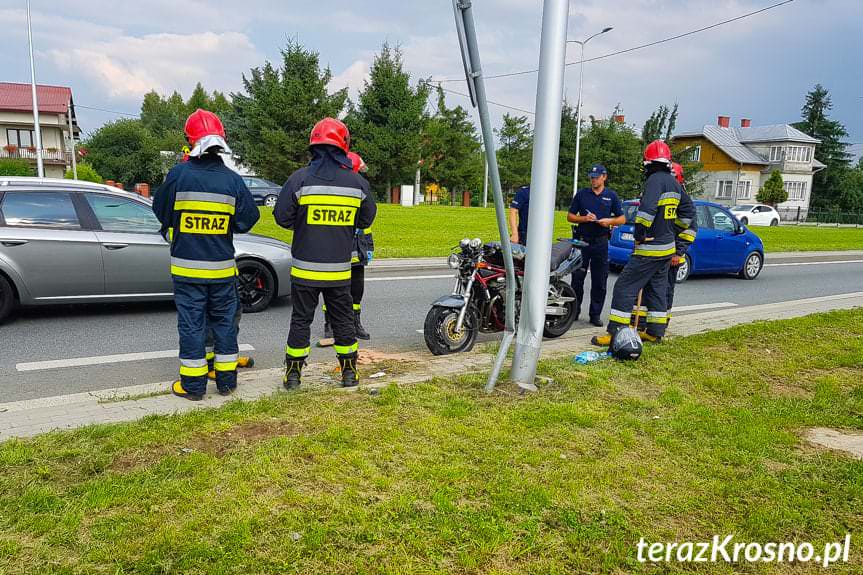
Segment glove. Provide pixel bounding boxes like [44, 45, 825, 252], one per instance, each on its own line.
[671, 255, 685, 267]
[366, 251, 374, 263]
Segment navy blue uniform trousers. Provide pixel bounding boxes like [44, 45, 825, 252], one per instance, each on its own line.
[570, 236, 609, 321]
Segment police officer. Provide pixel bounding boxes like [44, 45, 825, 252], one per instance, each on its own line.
[568, 164, 625, 326]
[275, 118, 377, 389]
[508, 185, 530, 245]
[154, 109, 260, 400]
[592, 140, 679, 346]
[319, 151, 375, 346]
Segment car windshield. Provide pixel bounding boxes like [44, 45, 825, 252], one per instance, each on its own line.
[623, 203, 639, 224]
[732, 205, 754, 211]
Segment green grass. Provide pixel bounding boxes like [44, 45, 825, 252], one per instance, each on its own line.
[251, 205, 574, 259]
[251, 204, 863, 258]
[2, 310, 862, 573]
[752, 225, 863, 252]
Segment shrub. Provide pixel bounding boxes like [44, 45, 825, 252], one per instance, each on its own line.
[65, 162, 103, 183]
[0, 158, 35, 177]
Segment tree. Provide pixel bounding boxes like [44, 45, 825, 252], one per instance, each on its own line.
[496, 114, 533, 197]
[346, 44, 430, 200]
[641, 103, 678, 144]
[0, 159, 34, 176]
[65, 162, 102, 183]
[82, 119, 163, 186]
[670, 143, 706, 197]
[578, 107, 643, 200]
[226, 41, 348, 185]
[422, 87, 482, 205]
[141, 83, 234, 156]
[555, 101, 578, 207]
[756, 170, 788, 206]
[793, 84, 851, 210]
[838, 158, 863, 213]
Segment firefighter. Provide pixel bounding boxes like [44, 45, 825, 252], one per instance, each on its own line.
[154, 109, 260, 400]
[319, 151, 374, 346]
[275, 118, 377, 389]
[591, 140, 679, 347]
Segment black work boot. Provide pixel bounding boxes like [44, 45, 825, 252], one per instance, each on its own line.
[283, 358, 305, 390]
[338, 354, 360, 388]
[354, 310, 370, 340]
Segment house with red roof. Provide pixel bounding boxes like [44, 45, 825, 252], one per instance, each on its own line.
[0, 82, 80, 178]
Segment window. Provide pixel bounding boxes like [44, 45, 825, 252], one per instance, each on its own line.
[770, 146, 783, 162]
[85, 194, 162, 233]
[785, 146, 812, 163]
[737, 180, 752, 200]
[696, 205, 711, 229]
[6, 129, 35, 148]
[715, 180, 734, 199]
[691, 145, 701, 162]
[707, 205, 736, 232]
[783, 181, 808, 201]
[0, 191, 80, 229]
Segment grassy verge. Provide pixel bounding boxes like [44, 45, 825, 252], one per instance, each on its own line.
[251, 204, 863, 258]
[2, 310, 862, 573]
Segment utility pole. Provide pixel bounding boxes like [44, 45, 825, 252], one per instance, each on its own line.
[26, 0, 44, 177]
[510, 0, 570, 391]
[482, 149, 489, 208]
[67, 100, 77, 180]
[414, 160, 422, 206]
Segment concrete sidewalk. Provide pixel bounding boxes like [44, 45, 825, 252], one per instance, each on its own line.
[2, 291, 861, 441]
[368, 251, 863, 274]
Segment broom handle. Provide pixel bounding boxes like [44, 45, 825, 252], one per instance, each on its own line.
[633, 289, 644, 331]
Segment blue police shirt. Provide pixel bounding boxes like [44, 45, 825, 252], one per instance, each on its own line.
[568, 187, 623, 240]
[510, 186, 530, 239]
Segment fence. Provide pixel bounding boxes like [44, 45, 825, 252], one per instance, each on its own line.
[777, 207, 863, 226]
[0, 147, 72, 164]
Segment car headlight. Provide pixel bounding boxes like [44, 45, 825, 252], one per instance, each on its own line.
[448, 254, 461, 269]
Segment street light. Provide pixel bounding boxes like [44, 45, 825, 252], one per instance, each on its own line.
[567, 26, 613, 196]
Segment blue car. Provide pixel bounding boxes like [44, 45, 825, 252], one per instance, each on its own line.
[608, 200, 765, 283]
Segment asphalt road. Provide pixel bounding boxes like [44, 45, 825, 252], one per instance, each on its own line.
[2, 259, 862, 403]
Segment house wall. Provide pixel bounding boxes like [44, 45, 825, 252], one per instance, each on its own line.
[701, 169, 764, 206]
[674, 137, 741, 171]
[0, 110, 68, 151]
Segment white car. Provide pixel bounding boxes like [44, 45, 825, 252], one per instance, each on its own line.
[730, 204, 781, 227]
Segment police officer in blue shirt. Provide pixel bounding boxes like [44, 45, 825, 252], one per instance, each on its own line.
[568, 164, 625, 326]
[508, 185, 530, 245]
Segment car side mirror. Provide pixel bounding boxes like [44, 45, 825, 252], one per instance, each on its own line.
[735, 223, 746, 234]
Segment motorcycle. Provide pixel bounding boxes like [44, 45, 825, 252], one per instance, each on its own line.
[423, 237, 587, 355]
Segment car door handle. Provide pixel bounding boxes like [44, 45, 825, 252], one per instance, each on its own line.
[103, 243, 129, 250]
[0, 239, 28, 247]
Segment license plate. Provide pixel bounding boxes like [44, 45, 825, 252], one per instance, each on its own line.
[621, 232, 634, 242]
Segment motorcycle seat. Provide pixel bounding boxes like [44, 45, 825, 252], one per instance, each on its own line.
[549, 240, 572, 272]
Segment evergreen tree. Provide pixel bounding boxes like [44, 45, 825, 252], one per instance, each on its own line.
[578, 107, 643, 200]
[641, 103, 678, 144]
[496, 114, 533, 197]
[555, 101, 579, 207]
[756, 170, 788, 206]
[225, 40, 347, 184]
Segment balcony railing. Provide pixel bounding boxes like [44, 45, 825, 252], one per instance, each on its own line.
[0, 147, 73, 164]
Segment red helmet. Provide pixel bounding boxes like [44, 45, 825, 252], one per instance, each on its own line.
[184, 109, 225, 145]
[347, 152, 367, 173]
[310, 117, 350, 152]
[643, 139, 672, 165]
[671, 162, 685, 185]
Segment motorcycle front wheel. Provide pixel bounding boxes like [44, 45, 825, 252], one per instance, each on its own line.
[543, 281, 578, 338]
[424, 305, 480, 355]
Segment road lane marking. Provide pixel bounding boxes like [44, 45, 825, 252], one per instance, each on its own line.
[367, 274, 453, 282]
[16, 344, 256, 372]
[765, 259, 863, 268]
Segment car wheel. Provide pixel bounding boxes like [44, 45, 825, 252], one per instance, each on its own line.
[739, 252, 763, 280]
[237, 259, 275, 313]
[0, 274, 16, 324]
[770, 218, 779, 227]
[675, 255, 691, 284]
[264, 195, 278, 208]
[740, 217, 748, 226]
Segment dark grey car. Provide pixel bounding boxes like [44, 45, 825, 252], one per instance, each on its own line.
[0, 178, 292, 323]
[242, 176, 282, 208]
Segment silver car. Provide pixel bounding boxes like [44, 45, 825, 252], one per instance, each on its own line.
[0, 177, 292, 323]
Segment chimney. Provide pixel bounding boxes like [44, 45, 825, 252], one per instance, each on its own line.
[717, 115, 730, 129]
[740, 118, 752, 128]
[613, 114, 625, 124]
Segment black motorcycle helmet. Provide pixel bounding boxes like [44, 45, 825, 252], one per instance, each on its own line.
[610, 327, 643, 361]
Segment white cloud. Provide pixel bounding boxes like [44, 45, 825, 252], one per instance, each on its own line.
[329, 60, 370, 100]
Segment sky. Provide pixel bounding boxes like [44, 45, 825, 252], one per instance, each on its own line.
[0, 0, 861, 159]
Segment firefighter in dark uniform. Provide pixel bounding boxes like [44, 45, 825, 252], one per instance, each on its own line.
[320, 151, 374, 346]
[592, 140, 679, 346]
[154, 109, 260, 400]
[567, 164, 625, 326]
[275, 118, 377, 389]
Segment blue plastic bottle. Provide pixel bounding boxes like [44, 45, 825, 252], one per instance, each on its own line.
[573, 351, 610, 365]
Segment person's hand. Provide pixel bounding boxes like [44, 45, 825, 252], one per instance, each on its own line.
[671, 255, 684, 267]
[510, 232, 520, 245]
[584, 211, 597, 222]
[597, 218, 611, 228]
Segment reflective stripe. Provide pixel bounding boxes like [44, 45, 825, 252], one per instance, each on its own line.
[171, 257, 236, 270]
[631, 306, 648, 317]
[363, 228, 373, 234]
[647, 311, 669, 324]
[291, 268, 352, 282]
[679, 230, 696, 242]
[181, 358, 207, 368]
[292, 258, 351, 273]
[215, 361, 239, 371]
[635, 211, 654, 225]
[657, 192, 681, 206]
[297, 185, 365, 200]
[334, 342, 359, 355]
[215, 353, 239, 363]
[179, 358, 209, 377]
[174, 201, 236, 215]
[675, 217, 692, 227]
[352, 303, 361, 311]
[286, 346, 310, 358]
[171, 257, 237, 280]
[205, 351, 215, 360]
[634, 242, 676, 257]
[351, 256, 361, 264]
[609, 308, 631, 324]
[299, 195, 362, 208]
[167, 227, 174, 241]
[322, 304, 327, 312]
[176, 192, 236, 206]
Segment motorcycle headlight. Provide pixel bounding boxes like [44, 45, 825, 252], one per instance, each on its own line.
[447, 254, 461, 269]
[470, 238, 482, 249]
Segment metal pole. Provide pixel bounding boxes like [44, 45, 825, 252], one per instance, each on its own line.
[26, 0, 44, 178]
[510, 0, 570, 391]
[67, 100, 77, 179]
[572, 42, 584, 196]
[482, 150, 489, 208]
[414, 164, 421, 206]
[453, 0, 518, 393]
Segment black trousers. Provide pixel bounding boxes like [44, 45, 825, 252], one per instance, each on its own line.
[288, 283, 357, 359]
[570, 236, 609, 321]
[607, 255, 671, 338]
[351, 265, 365, 309]
[667, 263, 678, 317]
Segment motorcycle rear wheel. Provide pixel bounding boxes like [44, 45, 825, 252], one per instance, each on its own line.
[543, 282, 578, 338]
[424, 305, 480, 355]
